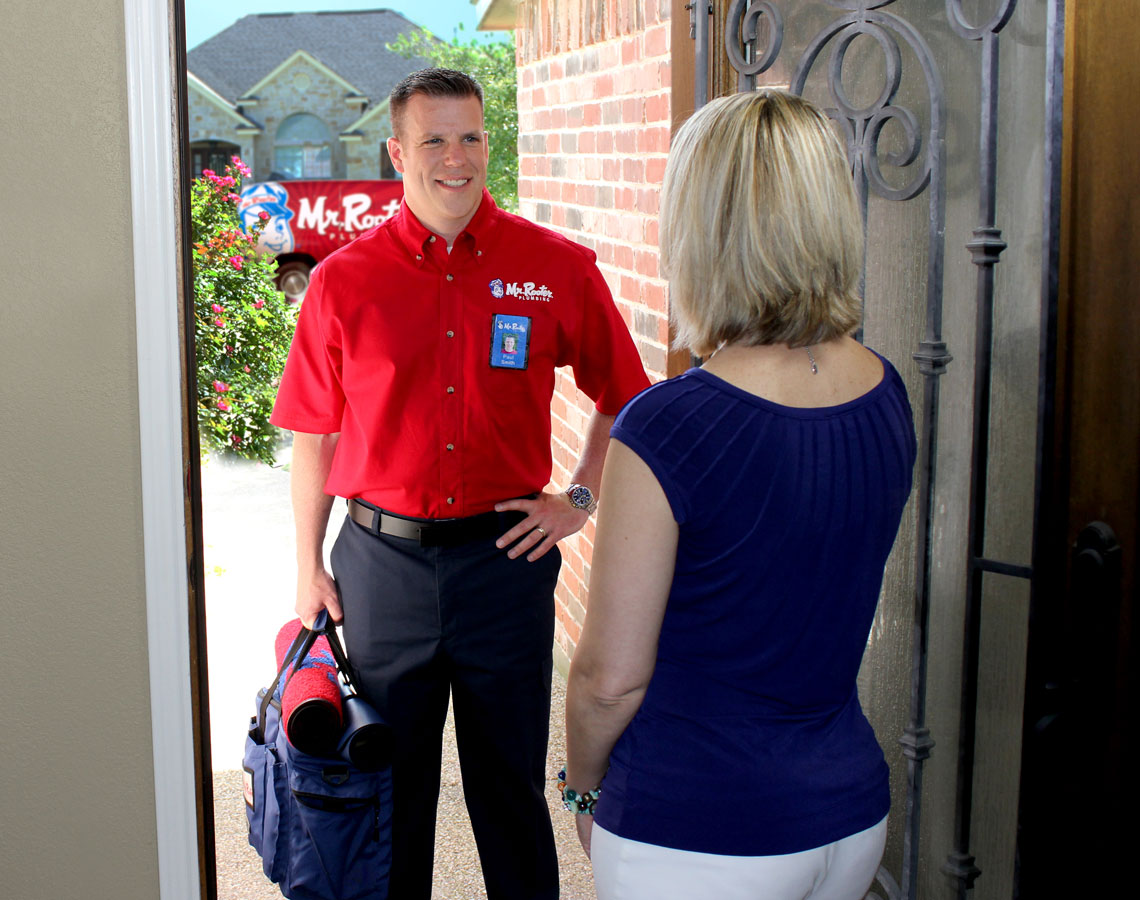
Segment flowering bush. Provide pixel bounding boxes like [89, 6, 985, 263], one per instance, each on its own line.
[192, 158, 298, 464]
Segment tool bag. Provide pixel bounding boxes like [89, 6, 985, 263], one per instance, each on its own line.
[243, 610, 392, 900]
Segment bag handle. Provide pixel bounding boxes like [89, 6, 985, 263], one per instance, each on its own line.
[254, 610, 357, 741]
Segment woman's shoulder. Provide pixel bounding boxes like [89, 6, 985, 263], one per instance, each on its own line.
[614, 369, 714, 429]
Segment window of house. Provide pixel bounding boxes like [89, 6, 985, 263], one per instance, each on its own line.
[274, 114, 332, 179]
[190, 140, 241, 177]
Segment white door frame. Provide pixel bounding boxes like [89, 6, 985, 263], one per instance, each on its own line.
[124, 0, 201, 897]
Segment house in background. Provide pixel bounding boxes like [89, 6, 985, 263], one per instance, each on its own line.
[187, 10, 432, 181]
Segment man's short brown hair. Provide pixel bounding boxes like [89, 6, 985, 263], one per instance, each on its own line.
[388, 68, 484, 138]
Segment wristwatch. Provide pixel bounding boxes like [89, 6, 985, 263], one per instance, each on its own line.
[564, 483, 598, 515]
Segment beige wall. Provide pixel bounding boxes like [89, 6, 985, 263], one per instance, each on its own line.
[0, 2, 161, 897]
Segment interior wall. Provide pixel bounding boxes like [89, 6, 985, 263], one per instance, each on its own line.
[0, 2, 161, 896]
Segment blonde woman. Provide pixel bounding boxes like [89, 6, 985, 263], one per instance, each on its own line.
[562, 90, 917, 899]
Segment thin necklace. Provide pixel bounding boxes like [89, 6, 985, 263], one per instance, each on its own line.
[806, 346, 818, 375]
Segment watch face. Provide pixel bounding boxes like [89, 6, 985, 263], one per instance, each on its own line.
[569, 486, 593, 509]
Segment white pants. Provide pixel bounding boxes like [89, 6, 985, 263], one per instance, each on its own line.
[590, 817, 888, 900]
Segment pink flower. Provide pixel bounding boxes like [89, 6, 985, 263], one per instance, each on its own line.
[231, 434, 243, 445]
[227, 193, 240, 203]
[216, 400, 230, 412]
[225, 345, 233, 355]
[202, 169, 215, 177]
[211, 303, 224, 314]
[253, 299, 266, 309]
[222, 176, 236, 187]
[229, 256, 243, 270]
[258, 211, 270, 221]
[243, 365, 251, 373]
[212, 380, 229, 393]
[214, 317, 224, 327]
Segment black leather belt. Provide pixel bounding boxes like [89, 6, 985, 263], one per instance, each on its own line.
[347, 498, 525, 547]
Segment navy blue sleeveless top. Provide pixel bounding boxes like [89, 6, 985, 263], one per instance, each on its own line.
[594, 352, 916, 855]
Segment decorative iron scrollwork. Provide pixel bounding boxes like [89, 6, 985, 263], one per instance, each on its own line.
[724, 1, 783, 75]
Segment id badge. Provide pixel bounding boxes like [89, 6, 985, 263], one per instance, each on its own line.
[490, 314, 531, 370]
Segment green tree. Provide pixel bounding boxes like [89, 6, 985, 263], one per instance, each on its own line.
[192, 158, 298, 464]
[389, 26, 518, 211]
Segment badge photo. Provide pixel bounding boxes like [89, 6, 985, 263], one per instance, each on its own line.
[490, 314, 531, 370]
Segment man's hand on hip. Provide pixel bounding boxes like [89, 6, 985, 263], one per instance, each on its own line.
[297, 566, 343, 627]
[494, 491, 589, 561]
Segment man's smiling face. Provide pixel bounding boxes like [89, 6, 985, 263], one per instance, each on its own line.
[388, 93, 489, 244]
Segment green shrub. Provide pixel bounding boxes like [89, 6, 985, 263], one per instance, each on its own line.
[192, 158, 298, 464]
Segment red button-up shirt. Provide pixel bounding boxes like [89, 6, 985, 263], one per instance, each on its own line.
[271, 191, 650, 518]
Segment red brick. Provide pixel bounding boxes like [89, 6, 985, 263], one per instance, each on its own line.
[623, 96, 645, 124]
[645, 92, 670, 123]
[582, 103, 601, 127]
[621, 37, 639, 65]
[645, 218, 659, 246]
[645, 23, 669, 58]
[592, 73, 614, 98]
[643, 281, 667, 313]
[646, 157, 667, 185]
[635, 248, 659, 278]
[622, 157, 645, 183]
[578, 130, 596, 153]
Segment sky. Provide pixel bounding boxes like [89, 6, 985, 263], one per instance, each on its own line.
[185, 0, 510, 49]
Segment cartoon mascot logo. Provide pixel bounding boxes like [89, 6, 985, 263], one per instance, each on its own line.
[239, 181, 296, 254]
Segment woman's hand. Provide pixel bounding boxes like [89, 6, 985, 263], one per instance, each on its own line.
[575, 814, 594, 859]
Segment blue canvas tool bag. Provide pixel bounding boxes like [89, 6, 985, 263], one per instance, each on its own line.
[244, 611, 392, 900]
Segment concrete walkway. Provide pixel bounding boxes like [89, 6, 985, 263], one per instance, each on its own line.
[202, 453, 596, 899]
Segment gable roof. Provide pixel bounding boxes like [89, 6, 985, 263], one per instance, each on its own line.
[187, 9, 433, 105]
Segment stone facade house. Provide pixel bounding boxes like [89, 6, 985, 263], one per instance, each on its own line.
[187, 10, 431, 181]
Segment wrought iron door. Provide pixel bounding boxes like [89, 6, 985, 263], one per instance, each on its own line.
[689, 3, 1064, 898]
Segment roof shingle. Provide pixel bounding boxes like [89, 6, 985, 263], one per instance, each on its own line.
[187, 9, 433, 105]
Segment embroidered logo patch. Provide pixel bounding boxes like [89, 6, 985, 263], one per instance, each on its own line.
[490, 314, 531, 370]
[489, 278, 505, 298]
[503, 281, 554, 303]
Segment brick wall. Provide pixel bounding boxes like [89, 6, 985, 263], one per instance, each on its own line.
[513, 0, 672, 671]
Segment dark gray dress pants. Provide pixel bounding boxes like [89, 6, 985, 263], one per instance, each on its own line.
[331, 511, 562, 900]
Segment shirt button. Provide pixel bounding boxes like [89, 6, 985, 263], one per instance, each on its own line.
[415, 253, 423, 261]
[446, 386, 455, 394]
[446, 274, 454, 281]
[446, 443, 454, 451]
[446, 330, 454, 338]
[429, 236, 437, 243]
[447, 497, 454, 504]
[476, 250, 483, 257]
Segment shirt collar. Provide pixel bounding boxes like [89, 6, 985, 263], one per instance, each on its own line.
[394, 189, 499, 261]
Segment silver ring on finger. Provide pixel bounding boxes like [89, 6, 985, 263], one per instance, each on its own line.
[535, 526, 547, 539]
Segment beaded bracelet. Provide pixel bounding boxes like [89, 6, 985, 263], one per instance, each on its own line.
[557, 767, 601, 815]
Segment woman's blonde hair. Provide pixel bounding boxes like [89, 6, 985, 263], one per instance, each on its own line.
[660, 90, 863, 355]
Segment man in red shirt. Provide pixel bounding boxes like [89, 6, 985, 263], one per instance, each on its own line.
[271, 68, 649, 900]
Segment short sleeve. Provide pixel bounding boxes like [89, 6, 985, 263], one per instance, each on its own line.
[565, 257, 650, 415]
[270, 263, 346, 434]
[610, 383, 692, 524]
